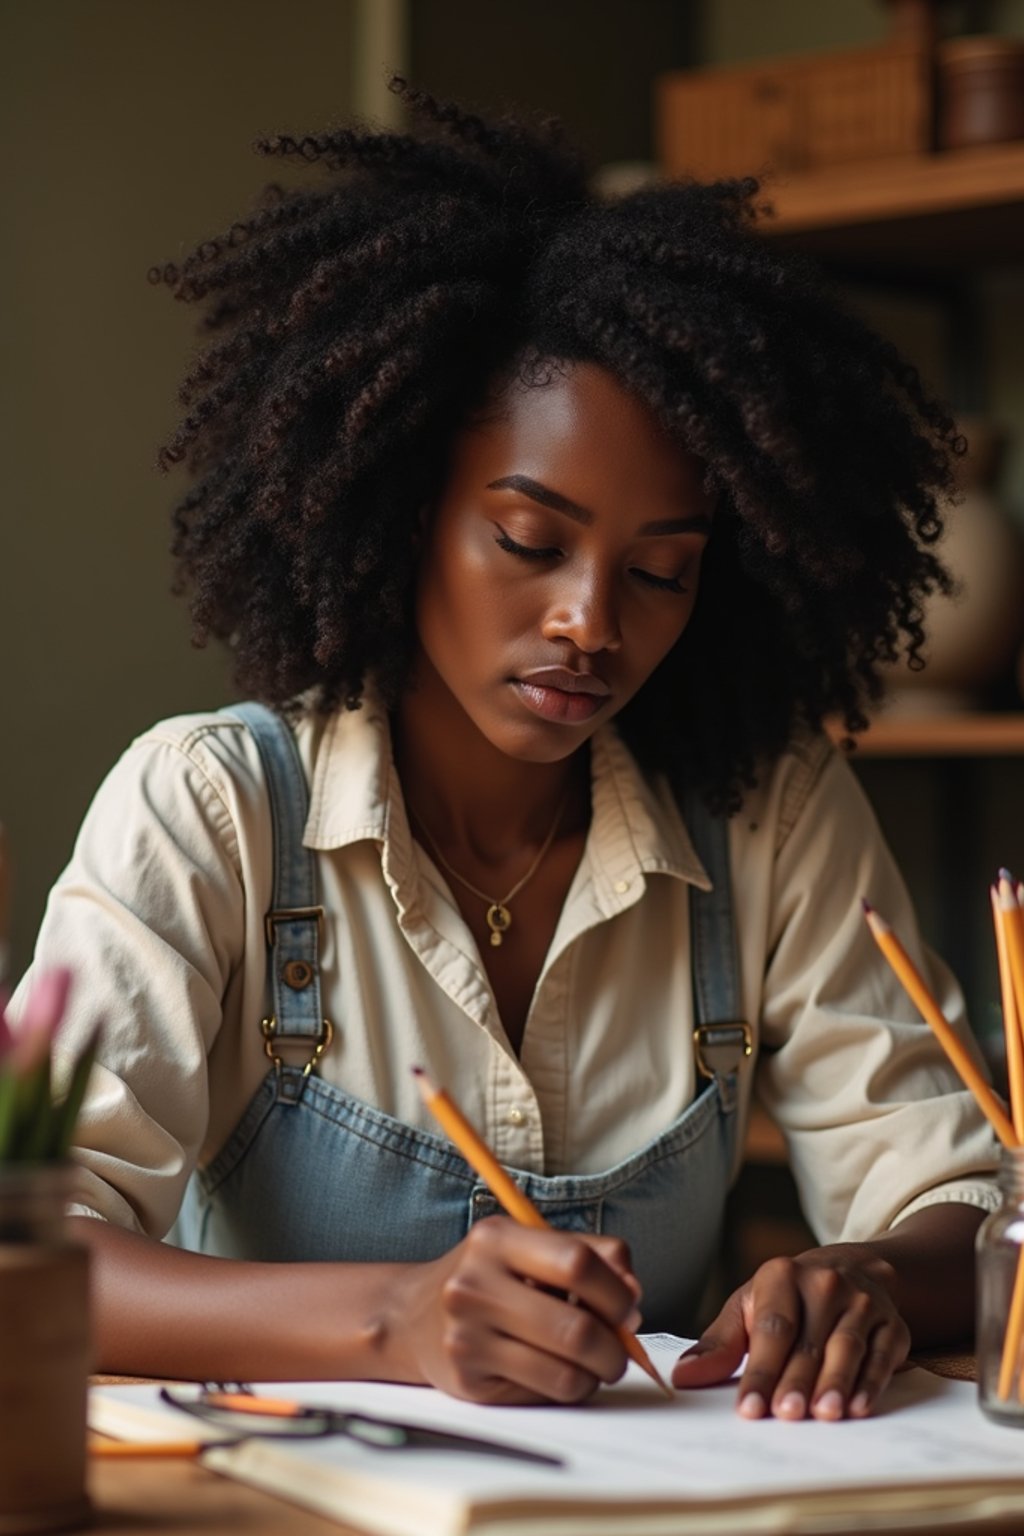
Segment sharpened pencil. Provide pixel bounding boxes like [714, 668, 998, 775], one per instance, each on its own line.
[861, 901, 1017, 1149]
[412, 1065, 673, 1399]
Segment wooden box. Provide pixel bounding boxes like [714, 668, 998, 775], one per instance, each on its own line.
[656, 39, 933, 183]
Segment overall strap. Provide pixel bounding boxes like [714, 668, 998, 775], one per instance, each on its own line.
[224, 703, 331, 1103]
[681, 786, 750, 1113]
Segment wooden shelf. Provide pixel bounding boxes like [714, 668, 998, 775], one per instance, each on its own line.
[827, 711, 1024, 756]
[761, 142, 1024, 272]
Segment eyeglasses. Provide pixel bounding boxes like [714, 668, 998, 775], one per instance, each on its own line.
[159, 1385, 563, 1467]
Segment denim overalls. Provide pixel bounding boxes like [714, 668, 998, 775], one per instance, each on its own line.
[176, 704, 750, 1333]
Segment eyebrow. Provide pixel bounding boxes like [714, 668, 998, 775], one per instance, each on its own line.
[486, 474, 712, 537]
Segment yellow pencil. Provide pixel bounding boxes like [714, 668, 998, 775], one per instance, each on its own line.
[992, 883, 1024, 1143]
[89, 1438, 207, 1458]
[861, 901, 1017, 1150]
[998, 873, 1024, 1087]
[412, 1066, 673, 1398]
[994, 872, 1024, 1401]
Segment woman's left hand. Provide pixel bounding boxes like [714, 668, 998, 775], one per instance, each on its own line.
[671, 1244, 911, 1420]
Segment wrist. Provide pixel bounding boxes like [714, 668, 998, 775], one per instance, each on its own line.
[279, 1260, 430, 1384]
[342, 1260, 432, 1385]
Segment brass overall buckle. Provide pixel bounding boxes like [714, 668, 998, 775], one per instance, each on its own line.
[693, 1021, 752, 1080]
[261, 1015, 334, 1078]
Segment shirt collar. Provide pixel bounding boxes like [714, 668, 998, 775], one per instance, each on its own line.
[303, 696, 712, 902]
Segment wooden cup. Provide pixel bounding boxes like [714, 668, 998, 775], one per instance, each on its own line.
[0, 1242, 90, 1533]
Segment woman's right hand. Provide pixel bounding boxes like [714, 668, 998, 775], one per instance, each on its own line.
[390, 1215, 642, 1404]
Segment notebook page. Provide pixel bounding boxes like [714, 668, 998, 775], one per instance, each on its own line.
[92, 1330, 1024, 1524]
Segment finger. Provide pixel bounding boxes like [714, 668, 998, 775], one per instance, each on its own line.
[671, 1291, 748, 1388]
[449, 1223, 630, 1382]
[847, 1318, 911, 1419]
[466, 1332, 604, 1406]
[733, 1259, 808, 1419]
[490, 1272, 629, 1385]
[579, 1234, 642, 1327]
[767, 1269, 857, 1421]
[440, 1266, 622, 1401]
[474, 1218, 636, 1329]
[585, 1235, 641, 1294]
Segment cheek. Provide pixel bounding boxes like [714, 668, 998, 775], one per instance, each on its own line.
[415, 537, 511, 665]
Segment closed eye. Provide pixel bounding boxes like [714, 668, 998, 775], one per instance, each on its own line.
[494, 529, 560, 561]
[631, 569, 687, 593]
[494, 527, 690, 594]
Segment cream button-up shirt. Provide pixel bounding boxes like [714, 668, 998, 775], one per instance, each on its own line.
[20, 699, 999, 1243]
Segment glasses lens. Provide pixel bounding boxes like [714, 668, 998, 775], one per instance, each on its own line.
[343, 1414, 408, 1448]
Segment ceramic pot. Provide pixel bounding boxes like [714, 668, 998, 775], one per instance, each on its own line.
[883, 419, 1024, 712]
[940, 37, 1024, 151]
[0, 1165, 90, 1534]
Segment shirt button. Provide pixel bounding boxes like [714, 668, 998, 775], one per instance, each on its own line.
[614, 879, 630, 894]
[506, 1106, 527, 1127]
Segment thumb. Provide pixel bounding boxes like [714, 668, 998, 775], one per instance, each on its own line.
[671, 1291, 749, 1387]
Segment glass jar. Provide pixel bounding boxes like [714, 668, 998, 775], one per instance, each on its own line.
[977, 1145, 1024, 1427]
[0, 1162, 91, 1532]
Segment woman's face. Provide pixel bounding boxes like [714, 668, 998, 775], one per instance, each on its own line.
[413, 361, 713, 764]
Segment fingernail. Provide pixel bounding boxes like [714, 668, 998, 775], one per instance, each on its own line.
[814, 1389, 844, 1420]
[777, 1390, 806, 1419]
[739, 1392, 767, 1419]
[678, 1341, 714, 1360]
[849, 1391, 871, 1417]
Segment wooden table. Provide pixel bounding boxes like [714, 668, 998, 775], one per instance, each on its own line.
[84, 1354, 1024, 1536]
[88, 1454, 341, 1533]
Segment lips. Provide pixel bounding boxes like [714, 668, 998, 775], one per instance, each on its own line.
[517, 667, 611, 698]
[511, 668, 611, 725]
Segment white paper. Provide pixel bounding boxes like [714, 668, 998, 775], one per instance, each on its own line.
[90, 1333, 1024, 1536]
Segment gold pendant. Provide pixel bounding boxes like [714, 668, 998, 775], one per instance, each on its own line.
[486, 903, 511, 947]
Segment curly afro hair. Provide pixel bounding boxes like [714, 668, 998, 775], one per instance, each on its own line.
[151, 77, 959, 811]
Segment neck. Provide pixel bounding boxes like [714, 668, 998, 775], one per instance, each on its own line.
[392, 665, 587, 865]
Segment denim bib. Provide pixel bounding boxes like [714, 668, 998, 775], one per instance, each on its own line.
[177, 704, 749, 1333]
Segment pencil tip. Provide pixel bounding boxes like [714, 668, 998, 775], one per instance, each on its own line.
[860, 897, 873, 915]
[411, 1064, 424, 1077]
[998, 867, 1015, 884]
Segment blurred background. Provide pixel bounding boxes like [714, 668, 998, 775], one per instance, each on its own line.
[2, 0, 1023, 1089]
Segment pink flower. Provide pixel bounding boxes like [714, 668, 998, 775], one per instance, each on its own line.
[1, 968, 73, 1075]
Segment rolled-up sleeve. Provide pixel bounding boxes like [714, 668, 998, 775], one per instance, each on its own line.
[10, 723, 250, 1236]
[754, 748, 1001, 1244]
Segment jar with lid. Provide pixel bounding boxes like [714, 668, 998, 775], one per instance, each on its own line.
[976, 1145, 1024, 1426]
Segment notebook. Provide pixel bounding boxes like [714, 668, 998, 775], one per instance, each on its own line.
[89, 1333, 1024, 1536]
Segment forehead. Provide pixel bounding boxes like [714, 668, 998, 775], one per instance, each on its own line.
[453, 361, 707, 509]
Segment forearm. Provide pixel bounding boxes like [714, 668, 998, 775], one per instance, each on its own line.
[807, 1201, 985, 1350]
[71, 1215, 422, 1382]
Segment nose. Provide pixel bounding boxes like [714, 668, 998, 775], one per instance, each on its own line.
[541, 567, 622, 655]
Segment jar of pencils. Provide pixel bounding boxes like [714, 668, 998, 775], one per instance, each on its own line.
[977, 1145, 1024, 1427]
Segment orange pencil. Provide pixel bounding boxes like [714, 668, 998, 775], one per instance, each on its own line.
[992, 883, 1024, 1142]
[998, 873, 1024, 1077]
[89, 1438, 207, 1458]
[412, 1066, 673, 1398]
[861, 901, 1017, 1150]
[994, 873, 1024, 1401]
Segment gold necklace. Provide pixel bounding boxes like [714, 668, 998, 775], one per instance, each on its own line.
[409, 790, 569, 947]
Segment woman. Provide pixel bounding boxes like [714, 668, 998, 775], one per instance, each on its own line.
[22, 81, 999, 1419]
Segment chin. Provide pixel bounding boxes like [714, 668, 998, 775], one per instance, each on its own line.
[478, 709, 601, 765]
